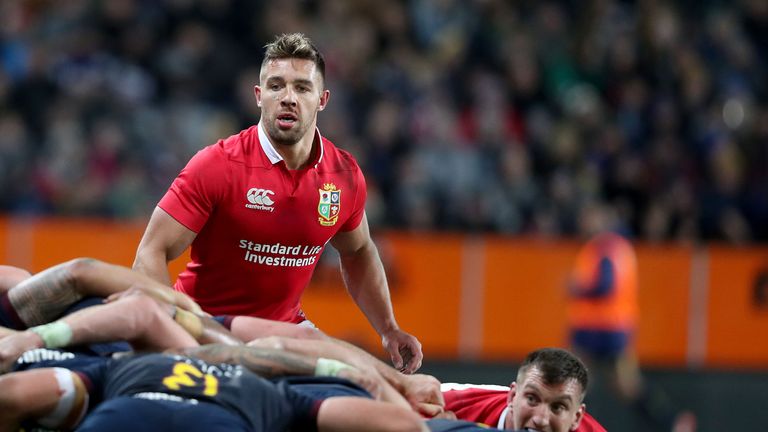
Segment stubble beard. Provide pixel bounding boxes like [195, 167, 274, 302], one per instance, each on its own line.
[265, 117, 313, 147]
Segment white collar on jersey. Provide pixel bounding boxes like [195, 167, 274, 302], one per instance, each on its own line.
[257, 122, 324, 168]
[498, 406, 509, 429]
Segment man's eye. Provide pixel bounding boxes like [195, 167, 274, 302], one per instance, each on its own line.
[270, 84, 281, 91]
[552, 404, 565, 413]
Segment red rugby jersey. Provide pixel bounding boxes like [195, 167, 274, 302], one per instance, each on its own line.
[442, 385, 606, 432]
[159, 124, 366, 321]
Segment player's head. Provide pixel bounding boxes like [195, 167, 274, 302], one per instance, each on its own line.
[261, 33, 326, 87]
[256, 33, 329, 146]
[505, 348, 588, 432]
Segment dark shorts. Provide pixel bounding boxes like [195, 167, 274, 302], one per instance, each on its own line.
[77, 396, 251, 432]
[571, 328, 631, 360]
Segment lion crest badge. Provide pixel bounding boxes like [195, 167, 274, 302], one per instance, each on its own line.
[318, 183, 341, 226]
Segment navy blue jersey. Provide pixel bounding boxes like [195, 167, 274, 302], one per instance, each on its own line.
[12, 348, 107, 374]
[77, 396, 253, 432]
[272, 375, 372, 399]
[80, 353, 322, 431]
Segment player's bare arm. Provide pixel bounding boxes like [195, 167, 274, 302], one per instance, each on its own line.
[228, 315, 327, 342]
[7, 258, 203, 328]
[248, 335, 443, 416]
[0, 265, 31, 294]
[177, 343, 319, 377]
[331, 213, 423, 373]
[317, 396, 428, 432]
[133, 206, 197, 286]
[0, 368, 88, 431]
[0, 292, 199, 371]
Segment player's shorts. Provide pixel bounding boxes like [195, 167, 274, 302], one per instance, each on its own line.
[571, 329, 631, 360]
[77, 396, 251, 432]
[274, 375, 372, 399]
[426, 419, 498, 431]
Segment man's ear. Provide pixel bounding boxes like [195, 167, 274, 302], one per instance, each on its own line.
[254, 85, 262, 107]
[507, 382, 517, 405]
[318, 89, 330, 111]
[569, 403, 586, 431]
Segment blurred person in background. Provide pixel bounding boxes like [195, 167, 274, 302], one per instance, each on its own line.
[132, 33, 422, 373]
[567, 202, 696, 432]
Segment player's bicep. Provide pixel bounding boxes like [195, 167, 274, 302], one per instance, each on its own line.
[138, 207, 198, 261]
[0, 368, 89, 430]
[330, 213, 370, 256]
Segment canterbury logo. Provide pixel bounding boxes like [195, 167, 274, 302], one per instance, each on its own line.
[246, 188, 275, 212]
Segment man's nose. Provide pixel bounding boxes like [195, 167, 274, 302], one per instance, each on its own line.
[280, 87, 297, 106]
[531, 406, 551, 428]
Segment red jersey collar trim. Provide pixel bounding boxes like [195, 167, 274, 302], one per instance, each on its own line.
[257, 122, 324, 168]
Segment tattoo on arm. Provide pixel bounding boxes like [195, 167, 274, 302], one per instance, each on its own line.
[7, 265, 84, 327]
[184, 344, 316, 377]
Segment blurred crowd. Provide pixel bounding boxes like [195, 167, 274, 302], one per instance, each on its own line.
[0, 0, 766, 243]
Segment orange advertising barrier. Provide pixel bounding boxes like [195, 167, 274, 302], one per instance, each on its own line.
[1, 216, 767, 368]
[705, 246, 768, 368]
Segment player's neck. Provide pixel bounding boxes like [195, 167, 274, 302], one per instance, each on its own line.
[275, 129, 317, 170]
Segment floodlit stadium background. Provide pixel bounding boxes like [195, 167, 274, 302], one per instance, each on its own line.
[1, 1, 767, 430]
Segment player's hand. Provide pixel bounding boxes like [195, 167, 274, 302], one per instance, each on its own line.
[382, 329, 423, 374]
[432, 410, 457, 420]
[0, 330, 44, 373]
[402, 373, 445, 417]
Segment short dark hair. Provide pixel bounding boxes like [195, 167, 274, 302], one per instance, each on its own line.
[518, 348, 589, 396]
[262, 33, 326, 83]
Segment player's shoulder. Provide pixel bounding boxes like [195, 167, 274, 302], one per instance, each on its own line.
[319, 136, 361, 173]
[206, 126, 261, 162]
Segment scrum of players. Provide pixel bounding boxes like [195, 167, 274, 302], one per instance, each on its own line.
[0, 258, 604, 432]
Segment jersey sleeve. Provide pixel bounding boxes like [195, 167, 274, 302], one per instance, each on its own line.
[577, 412, 607, 432]
[70, 357, 110, 406]
[158, 143, 230, 233]
[339, 166, 367, 232]
[275, 380, 323, 432]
